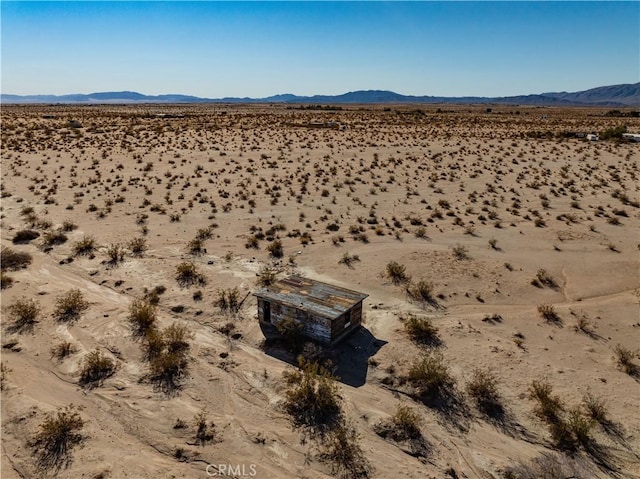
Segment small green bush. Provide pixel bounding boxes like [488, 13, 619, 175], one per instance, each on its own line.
[403, 314, 440, 346]
[405, 279, 435, 304]
[537, 304, 560, 323]
[267, 239, 283, 258]
[452, 244, 470, 260]
[72, 235, 97, 256]
[175, 261, 206, 286]
[51, 341, 77, 360]
[282, 360, 342, 438]
[216, 287, 242, 313]
[53, 289, 89, 322]
[383, 261, 410, 284]
[256, 265, 279, 287]
[29, 405, 85, 470]
[407, 352, 456, 400]
[466, 368, 502, 414]
[1, 247, 33, 271]
[79, 350, 116, 388]
[128, 298, 157, 338]
[105, 243, 126, 265]
[320, 421, 371, 479]
[128, 237, 147, 256]
[613, 343, 638, 375]
[7, 297, 41, 333]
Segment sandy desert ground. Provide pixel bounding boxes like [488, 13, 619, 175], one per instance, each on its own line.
[1, 103, 639, 478]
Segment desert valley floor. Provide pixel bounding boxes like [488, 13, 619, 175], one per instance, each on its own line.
[1, 104, 639, 478]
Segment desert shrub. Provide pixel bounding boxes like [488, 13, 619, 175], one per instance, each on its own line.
[6, 297, 41, 333]
[163, 323, 192, 356]
[245, 235, 259, 249]
[53, 289, 89, 322]
[405, 279, 435, 304]
[149, 350, 189, 393]
[127, 298, 157, 338]
[338, 252, 360, 267]
[403, 314, 440, 346]
[282, 360, 342, 437]
[267, 239, 283, 258]
[566, 406, 595, 446]
[256, 265, 279, 287]
[373, 404, 422, 443]
[195, 226, 213, 240]
[320, 421, 371, 479]
[537, 304, 560, 323]
[601, 125, 627, 140]
[72, 235, 97, 256]
[42, 230, 68, 247]
[12, 229, 40, 244]
[175, 262, 206, 286]
[466, 368, 502, 415]
[407, 352, 456, 400]
[79, 350, 116, 388]
[143, 285, 166, 305]
[50, 341, 77, 360]
[275, 316, 305, 352]
[1, 272, 14, 289]
[29, 405, 84, 471]
[383, 261, 410, 284]
[105, 243, 126, 265]
[613, 343, 638, 375]
[61, 220, 77, 232]
[128, 237, 147, 256]
[535, 269, 557, 288]
[141, 328, 165, 361]
[529, 379, 564, 422]
[187, 237, 205, 256]
[194, 410, 216, 446]
[581, 392, 608, 423]
[0, 363, 9, 390]
[216, 287, 242, 313]
[1, 247, 33, 271]
[451, 244, 470, 260]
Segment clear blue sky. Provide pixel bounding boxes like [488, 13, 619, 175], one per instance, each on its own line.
[1, 1, 638, 97]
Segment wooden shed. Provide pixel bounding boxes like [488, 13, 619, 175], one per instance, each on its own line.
[253, 275, 368, 346]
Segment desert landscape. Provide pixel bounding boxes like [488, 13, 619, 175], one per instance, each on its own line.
[1, 103, 639, 478]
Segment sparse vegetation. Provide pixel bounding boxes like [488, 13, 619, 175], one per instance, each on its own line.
[29, 405, 85, 471]
[402, 313, 440, 346]
[6, 297, 41, 333]
[406, 352, 456, 401]
[1, 247, 33, 271]
[383, 261, 410, 284]
[72, 235, 97, 256]
[175, 261, 206, 286]
[79, 350, 116, 388]
[53, 289, 89, 322]
[282, 360, 342, 438]
[51, 341, 77, 360]
[127, 298, 157, 338]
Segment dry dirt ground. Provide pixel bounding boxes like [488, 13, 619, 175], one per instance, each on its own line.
[1, 104, 639, 478]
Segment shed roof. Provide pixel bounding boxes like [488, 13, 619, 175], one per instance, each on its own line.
[253, 275, 368, 320]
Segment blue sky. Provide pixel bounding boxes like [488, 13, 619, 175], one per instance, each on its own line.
[1, 1, 638, 97]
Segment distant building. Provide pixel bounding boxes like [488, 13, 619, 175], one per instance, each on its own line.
[254, 275, 368, 346]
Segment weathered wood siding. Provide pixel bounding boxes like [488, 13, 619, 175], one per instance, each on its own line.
[257, 298, 363, 346]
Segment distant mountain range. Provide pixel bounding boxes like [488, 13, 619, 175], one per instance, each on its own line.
[2, 82, 639, 106]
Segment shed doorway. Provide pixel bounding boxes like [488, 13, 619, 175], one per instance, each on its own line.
[263, 301, 271, 323]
